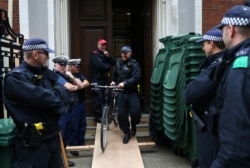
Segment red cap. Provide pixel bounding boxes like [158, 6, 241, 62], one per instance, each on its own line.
[98, 39, 107, 45]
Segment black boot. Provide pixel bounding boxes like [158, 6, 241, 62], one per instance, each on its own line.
[123, 133, 131, 144]
[70, 151, 79, 156]
[131, 125, 136, 136]
[68, 160, 75, 167]
[95, 117, 102, 123]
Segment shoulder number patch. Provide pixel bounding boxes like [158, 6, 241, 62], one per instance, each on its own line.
[233, 56, 248, 69]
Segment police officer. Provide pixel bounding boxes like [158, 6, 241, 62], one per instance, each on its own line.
[111, 46, 141, 144]
[67, 59, 89, 156]
[3, 38, 77, 168]
[183, 28, 225, 168]
[89, 39, 115, 122]
[210, 5, 250, 167]
[52, 55, 78, 167]
[52, 55, 68, 75]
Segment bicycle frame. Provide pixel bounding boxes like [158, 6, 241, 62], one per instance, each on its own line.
[90, 83, 122, 152]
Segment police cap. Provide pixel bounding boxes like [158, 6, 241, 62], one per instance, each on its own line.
[216, 5, 250, 29]
[22, 38, 54, 53]
[52, 55, 68, 65]
[68, 59, 81, 67]
[195, 28, 223, 43]
[121, 46, 132, 53]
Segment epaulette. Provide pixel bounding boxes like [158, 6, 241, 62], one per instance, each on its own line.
[131, 59, 137, 63]
[130, 59, 138, 65]
[11, 67, 25, 74]
[235, 47, 250, 57]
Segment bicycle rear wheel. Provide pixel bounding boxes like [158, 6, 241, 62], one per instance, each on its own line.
[100, 106, 109, 152]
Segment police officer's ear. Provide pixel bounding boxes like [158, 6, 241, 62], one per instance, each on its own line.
[128, 51, 132, 57]
[31, 51, 39, 60]
[210, 41, 215, 48]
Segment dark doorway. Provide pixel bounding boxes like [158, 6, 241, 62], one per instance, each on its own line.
[70, 0, 152, 116]
[112, 0, 152, 113]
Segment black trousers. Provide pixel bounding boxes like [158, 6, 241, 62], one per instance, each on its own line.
[197, 126, 219, 168]
[13, 134, 63, 168]
[92, 90, 105, 119]
[117, 92, 141, 134]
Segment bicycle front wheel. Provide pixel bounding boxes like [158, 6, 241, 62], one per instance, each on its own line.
[112, 97, 119, 126]
[100, 106, 109, 152]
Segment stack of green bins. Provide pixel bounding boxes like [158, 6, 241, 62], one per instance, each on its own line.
[150, 48, 168, 130]
[149, 33, 204, 167]
[185, 36, 205, 81]
[161, 33, 204, 167]
[149, 35, 174, 145]
[162, 47, 189, 148]
[161, 33, 199, 149]
[0, 118, 16, 168]
[149, 48, 170, 145]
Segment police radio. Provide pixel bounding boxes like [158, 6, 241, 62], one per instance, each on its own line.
[32, 74, 43, 85]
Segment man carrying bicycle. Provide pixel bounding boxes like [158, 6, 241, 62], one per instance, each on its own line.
[111, 46, 141, 144]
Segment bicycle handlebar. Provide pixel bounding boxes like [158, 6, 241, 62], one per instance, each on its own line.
[90, 83, 123, 91]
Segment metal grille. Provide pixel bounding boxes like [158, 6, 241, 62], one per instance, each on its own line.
[0, 8, 24, 118]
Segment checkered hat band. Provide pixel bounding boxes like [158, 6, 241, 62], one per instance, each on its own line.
[23, 44, 48, 50]
[203, 35, 223, 42]
[222, 17, 250, 26]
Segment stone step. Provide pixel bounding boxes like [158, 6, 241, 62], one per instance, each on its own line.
[84, 114, 151, 145]
[86, 113, 149, 126]
[85, 129, 151, 144]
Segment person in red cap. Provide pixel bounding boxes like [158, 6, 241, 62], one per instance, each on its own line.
[89, 39, 115, 123]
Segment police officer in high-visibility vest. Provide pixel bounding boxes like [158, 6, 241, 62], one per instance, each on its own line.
[111, 46, 141, 144]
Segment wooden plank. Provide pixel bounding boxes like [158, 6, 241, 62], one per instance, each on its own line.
[66, 145, 94, 151]
[138, 142, 156, 147]
[66, 142, 155, 152]
[91, 123, 144, 168]
[66, 141, 155, 152]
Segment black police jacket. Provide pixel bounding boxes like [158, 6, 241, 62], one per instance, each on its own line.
[3, 61, 70, 127]
[53, 70, 80, 110]
[112, 58, 141, 93]
[210, 39, 250, 168]
[89, 48, 115, 84]
[73, 73, 87, 102]
[183, 51, 223, 113]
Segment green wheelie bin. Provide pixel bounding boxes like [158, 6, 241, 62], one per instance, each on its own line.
[0, 118, 16, 168]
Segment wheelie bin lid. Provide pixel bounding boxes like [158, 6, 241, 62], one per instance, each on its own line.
[0, 118, 16, 146]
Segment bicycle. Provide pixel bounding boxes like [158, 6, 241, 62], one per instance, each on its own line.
[90, 83, 122, 152]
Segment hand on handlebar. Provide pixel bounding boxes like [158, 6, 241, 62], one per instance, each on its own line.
[110, 81, 115, 86]
[117, 82, 125, 89]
